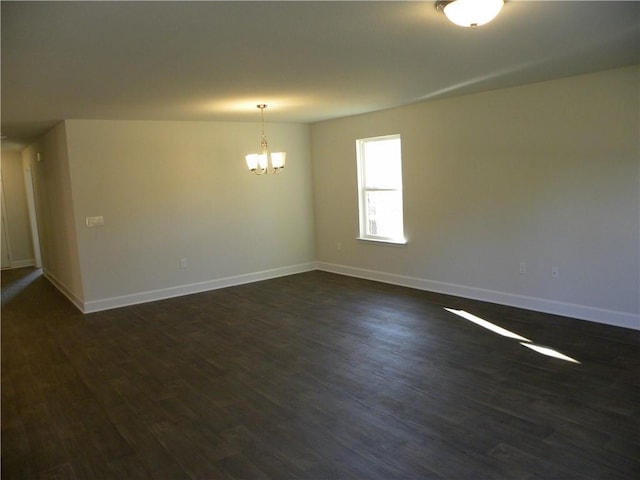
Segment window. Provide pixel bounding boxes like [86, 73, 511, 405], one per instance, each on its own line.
[356, 134, 405, 244]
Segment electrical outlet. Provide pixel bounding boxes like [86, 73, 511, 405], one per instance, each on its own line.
[85, 216, 104, 227]
[551, 266, 560, 278]
[519, 262, 527, 274]
[337, 241, 342, 251]
[179, 258, 188, 269]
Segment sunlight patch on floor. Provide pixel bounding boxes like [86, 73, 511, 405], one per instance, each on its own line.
[520, 342, 580, 363]
[445, 307, 580, 364]
[444, 308, 531, 342]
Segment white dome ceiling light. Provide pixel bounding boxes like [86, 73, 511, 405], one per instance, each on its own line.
[436, 0, 504, 29]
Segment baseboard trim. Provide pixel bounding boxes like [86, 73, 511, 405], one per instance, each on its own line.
[82, 262, 317, 313]
[2, 259, 36, 269]
[44, 259, 639, 330]
[43, 269, 85, 312]
[316, 262, 640, 331]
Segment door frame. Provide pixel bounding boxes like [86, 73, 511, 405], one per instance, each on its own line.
[23, 166, 42, 268]
[1, 175, 13, 268]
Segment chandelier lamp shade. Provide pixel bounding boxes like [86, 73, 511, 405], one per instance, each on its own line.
[245, 104, 286, 175]
[435, 0, 504, 28]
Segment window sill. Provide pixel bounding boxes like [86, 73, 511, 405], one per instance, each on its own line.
[357, 237, 407, 246]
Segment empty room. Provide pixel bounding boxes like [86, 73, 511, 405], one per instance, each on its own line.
[1, 1, 639, 479]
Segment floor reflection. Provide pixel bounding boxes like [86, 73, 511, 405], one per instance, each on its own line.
[1, 268, 42, 307]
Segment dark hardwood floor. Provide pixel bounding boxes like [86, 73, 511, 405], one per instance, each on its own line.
[2, 267, 639, 479]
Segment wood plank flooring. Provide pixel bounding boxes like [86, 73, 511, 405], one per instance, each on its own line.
[2, 267, 639, 479]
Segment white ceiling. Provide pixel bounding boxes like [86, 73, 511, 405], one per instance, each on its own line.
[2, 1, 638, 149]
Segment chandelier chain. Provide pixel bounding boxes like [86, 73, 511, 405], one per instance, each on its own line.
[259, 104, 268, 151]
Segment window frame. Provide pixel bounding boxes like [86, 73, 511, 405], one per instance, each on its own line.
[356, 134, 406, 245]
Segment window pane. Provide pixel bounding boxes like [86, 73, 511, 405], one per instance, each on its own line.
[365, 190, 403, 238]
[357, 134, 405, 243]
[363, 138, 401, 189]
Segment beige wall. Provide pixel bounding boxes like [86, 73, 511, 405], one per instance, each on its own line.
[23, 123, 85, 306]
[22, 66, 639, 329]
[1, 150, 34, 267]
[311, 65, 639, 329]
[63, 119, 315, 309]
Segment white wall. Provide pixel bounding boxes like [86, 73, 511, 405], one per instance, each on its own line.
[1, 150, 35, 267]
[311, 65, 639, 329]
[63, 119, 315, 311]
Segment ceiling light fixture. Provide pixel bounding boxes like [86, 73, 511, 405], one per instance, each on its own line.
[245, 104, 286, 175]
[436, 0, 504, 28]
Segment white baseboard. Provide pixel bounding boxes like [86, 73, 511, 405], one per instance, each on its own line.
[43, 269, 85, 312]
[13, 259, 36, 268]
[42, 260, 639, 331]
[1, 258, 36, 269]
[82, 262, 317, 313]
[316, 262, 640, 331]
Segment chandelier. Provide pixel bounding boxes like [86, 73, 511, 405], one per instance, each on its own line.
[245, 104, 286, 175]
[436, 0, 504, 28]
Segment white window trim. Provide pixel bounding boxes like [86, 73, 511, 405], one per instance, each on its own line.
[356, 134, 406, 245]
[356, 236, 408, 246]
